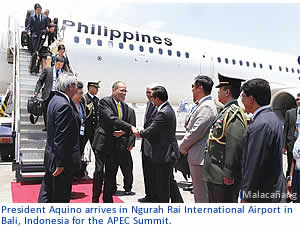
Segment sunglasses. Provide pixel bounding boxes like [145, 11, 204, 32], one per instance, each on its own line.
[296, 98, 300, 102]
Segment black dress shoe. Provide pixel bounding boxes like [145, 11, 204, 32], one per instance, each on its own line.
[123, 191, 135, 196]
[42, 128, 47, 131]
[138, 196, 152, 202]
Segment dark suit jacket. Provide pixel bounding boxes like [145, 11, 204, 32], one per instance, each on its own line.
[127, 106, 136, 149]
[35, 67, 62, 100]
[283, 108, 297, 153]
[27, 13, 48, 39]
[74, 101, 86, 127]
[241, 107, 286, 202]
[141, 101, 157, 157]
[140, 102, 177, 164]
[44, 92, 80, 173]
[144, 101, 156, 129]
[92, 96, 132, 154]
[36, 30, 56, 52]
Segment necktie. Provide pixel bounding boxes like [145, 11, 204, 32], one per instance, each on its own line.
[117, 103, 121, 118]
[56, 69, 59, 78]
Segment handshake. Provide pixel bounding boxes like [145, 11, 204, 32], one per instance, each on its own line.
[112, 127, 142, 139]
[131, 126, 141, 138]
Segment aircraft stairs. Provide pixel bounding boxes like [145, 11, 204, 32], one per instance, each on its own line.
[16, 48, 46, 180]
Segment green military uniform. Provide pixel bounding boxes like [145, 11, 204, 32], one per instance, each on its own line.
[202, 73, 248, 202]
[203, 100, 247, 182]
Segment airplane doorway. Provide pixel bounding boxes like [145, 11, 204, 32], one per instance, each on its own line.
[200, 53, 214, 77]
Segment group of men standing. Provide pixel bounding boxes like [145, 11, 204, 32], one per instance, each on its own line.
[36, 69, 182, 203]
[180, 74, 286, 203]
[36, 68, 291, 203]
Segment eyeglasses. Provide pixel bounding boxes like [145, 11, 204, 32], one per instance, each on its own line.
[118, 89, 128, 93]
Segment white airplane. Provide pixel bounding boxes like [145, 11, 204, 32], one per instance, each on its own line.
[1, 16, 300, 120]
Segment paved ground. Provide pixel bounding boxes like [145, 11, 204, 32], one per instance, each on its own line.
[0, 161, 15, 202]
[0, 106, 288, 203]
[85, 139, 194, 203]
[0, 139, 194, 203]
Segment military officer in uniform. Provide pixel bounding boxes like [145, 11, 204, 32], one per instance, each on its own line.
[81, 82, 101, 175]
[203, 73, 248, 203]
[81, 81, 101, 147]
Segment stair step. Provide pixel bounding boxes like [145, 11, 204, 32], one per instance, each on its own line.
[20, 130, 47, 140]
[20, 149, 45, 160]
[20, 172, 45, 178]
[20, 148, 44, 154]
[20, 140, 46, 153]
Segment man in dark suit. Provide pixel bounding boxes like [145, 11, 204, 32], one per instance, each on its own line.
[38, 73, 80, 203]
[283, 93, 300, 177]
[72, 81, 88, 178]
[34, 56, 64, 129]
[26, 4, 48, 53]
[113, 106, 136, 195]
[138, 86, 156, 202]
[132, 86, 180, 203]
[240, 79, 286, 203]
[92, 81, 133, 203]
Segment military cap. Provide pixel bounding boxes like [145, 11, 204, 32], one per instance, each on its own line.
[216, 73, 245, 88]
[88, 81, 101, 88]
[34, 3, 42, 10]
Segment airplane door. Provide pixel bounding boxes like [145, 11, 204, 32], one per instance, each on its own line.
[200, 52, 214, 76]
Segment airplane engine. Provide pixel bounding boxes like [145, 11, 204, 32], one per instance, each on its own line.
[271, 88, 298, 120]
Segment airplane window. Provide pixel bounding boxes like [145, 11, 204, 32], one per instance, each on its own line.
[217, 57, 221, 63]
[177, 51, 181, 57]
[253, 62, 256, 68]
[74, 36, 79, 43]
[292, 68, 294, 73]
[232, 59, 236, 65]
[225, 58, 229, 64]
[286, 67, 289, 72]
[269, 65, 272, 70]
[97, 40, 102, 46]
[108, 41, 113, 48]
[246, 61, 250, 67]
[129, 44, 134, 50]
[168, 50, 172, 56]
[139, 46, 144, 52]
[119, 43, 124, 49]
[279, 66, 282, 71]
[239, 60, 243, 66]
[185, 52, 189, 59]
[259, 64, 263, 69]
[149, 47, 154, 53]
[86, 38, 91, 45]
[159, 48, 163, 55]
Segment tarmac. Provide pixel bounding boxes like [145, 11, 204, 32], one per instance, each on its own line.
[0, 109, 195, 203]
[0, 107, 288, 203]
[0, 139, 194, 203]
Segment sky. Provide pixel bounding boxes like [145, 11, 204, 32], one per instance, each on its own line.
[1, 0, 300, 56]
